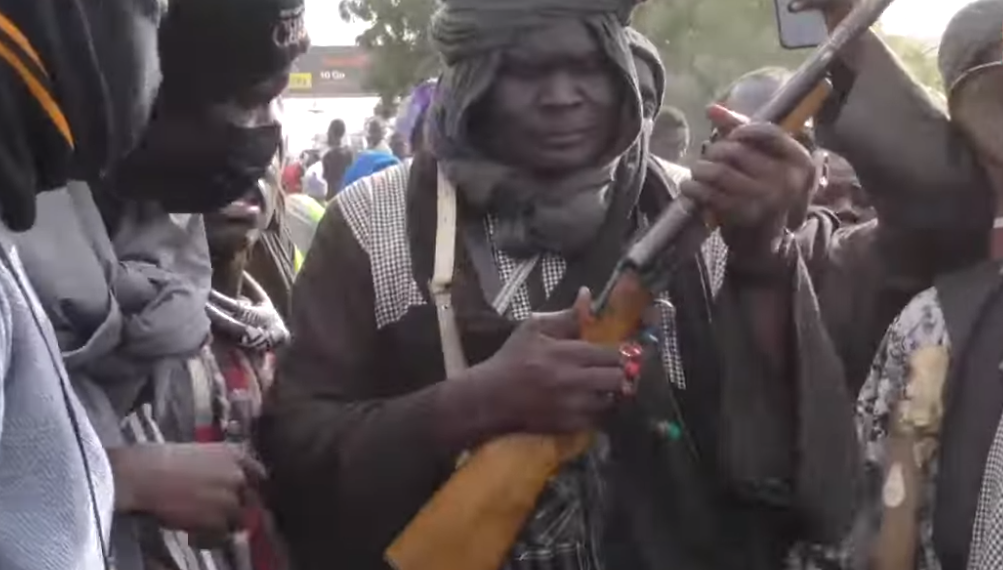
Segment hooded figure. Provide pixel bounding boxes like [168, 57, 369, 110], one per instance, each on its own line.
[11, 0, 306, 569]
[0, 0, 163, 568]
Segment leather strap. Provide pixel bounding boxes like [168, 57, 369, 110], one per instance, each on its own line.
[430, 168, 469, 379]
[462, 216, 541, 316]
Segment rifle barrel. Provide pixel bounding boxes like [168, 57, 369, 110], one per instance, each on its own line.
[594, 0, 896, 314]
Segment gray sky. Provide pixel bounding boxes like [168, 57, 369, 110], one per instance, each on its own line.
[882, 0, 977, 39]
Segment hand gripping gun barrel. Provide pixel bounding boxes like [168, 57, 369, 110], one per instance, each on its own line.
[386, 3, 895, 569]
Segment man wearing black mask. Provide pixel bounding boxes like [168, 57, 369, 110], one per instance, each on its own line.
[100, 2, 306, 568]
[107, 0, 304, 216]
[9, 0, 306, 569]
[0, 0, 163, 568]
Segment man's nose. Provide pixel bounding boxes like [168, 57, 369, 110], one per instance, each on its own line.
[539, 70, 585, 108]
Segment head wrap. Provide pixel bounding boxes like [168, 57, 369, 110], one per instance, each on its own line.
[939, 0, 1003, 95]
[626, 27, 666, 116]
[426, 0, 646, 257]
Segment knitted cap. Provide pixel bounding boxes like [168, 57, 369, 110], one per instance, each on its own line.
[158, 0, 309, 108]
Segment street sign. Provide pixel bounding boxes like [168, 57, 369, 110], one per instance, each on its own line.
[284, 46, 374, 98]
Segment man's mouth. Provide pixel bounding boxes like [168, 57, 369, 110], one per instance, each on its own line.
[539, 128, 592, 148]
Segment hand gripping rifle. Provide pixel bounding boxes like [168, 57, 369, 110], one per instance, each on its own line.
[386, 2, 894, 569]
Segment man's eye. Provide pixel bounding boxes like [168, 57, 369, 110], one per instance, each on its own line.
[502, 65, 547, 81]
[569, 60, 604, 76]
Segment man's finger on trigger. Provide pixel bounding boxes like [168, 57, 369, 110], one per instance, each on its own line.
[529, 307, 581, 339]
[702, 139, 779, 180]
[706, 104, 749, 132]
[727, 123, 812, 161]
[679, 178, 715, 207]
[691, 159, 763, 202]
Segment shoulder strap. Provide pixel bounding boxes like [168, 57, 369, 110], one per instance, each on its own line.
[430, 167, 469, 379]
[932, 262, 1003, 569]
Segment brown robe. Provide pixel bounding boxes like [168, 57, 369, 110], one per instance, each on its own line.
[255, 37, 988, 570]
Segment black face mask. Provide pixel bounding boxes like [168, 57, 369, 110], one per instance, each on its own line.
[109, 112, 281, 213]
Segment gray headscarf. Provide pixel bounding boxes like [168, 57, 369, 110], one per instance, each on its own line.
[427, 0, 645, 258]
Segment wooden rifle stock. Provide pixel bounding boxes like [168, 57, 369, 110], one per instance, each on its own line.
[386, 272, 652, 570]
[385, 88, 833, 570]
[386, 3, 894, 569]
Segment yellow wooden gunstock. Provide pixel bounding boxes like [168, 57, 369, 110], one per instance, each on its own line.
[385, 273, 652, 570]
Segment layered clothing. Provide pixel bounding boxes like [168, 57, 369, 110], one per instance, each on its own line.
[17, 179, 294, 570]
[792, 8, 1003, 568]
[133, 272, 289, 570]
[15, 183, 212, 570]
[810, 32, 992, 393]
[258, 153, 863, 570]
[258, 10, 988, 570]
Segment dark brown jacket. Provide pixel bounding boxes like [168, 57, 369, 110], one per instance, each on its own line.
[811, 33, 991, 390]
[256, 38, 988, 570]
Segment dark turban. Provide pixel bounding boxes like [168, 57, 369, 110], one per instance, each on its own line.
[426, 0, 647, 257]
[430, 0, 639, 65]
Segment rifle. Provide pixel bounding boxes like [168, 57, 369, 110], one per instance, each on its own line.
[386, 2, 895, 569]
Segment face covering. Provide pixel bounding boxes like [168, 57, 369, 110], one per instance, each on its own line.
[109, 112, 281, 213]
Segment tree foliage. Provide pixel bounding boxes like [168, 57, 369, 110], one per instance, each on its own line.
[632, 1, 945, 152]
[632, 0, 805, 147]
[343, 0, 945, 142]
[339, 0, 439, 105]
[879, 32, 942, 96]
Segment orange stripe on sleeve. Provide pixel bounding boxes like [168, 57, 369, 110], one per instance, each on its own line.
[0, 40, 73, 148]
[0, 11, 46, 75]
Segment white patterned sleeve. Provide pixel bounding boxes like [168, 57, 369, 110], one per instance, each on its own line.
[788, 287, 949, 569]
[856, 287, 949, 470]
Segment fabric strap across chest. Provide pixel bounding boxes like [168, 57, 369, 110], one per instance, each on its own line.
[934, 262, 1003, 570]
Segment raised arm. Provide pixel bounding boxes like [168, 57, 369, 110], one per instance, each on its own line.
[816, 31, 991, 252]
[682, 105, 863, 544]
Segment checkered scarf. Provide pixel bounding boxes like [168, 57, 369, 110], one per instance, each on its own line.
[968, 405, 1003, 569]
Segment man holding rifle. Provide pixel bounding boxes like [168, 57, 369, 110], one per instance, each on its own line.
[257, 2, 985, 570]
[788, 0, 994, 392]
[787, 1, 1003, 568]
